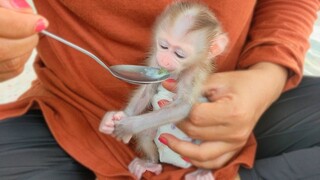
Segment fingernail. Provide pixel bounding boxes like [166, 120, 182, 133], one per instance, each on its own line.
[158, 99, 169, 108]
[11, 0, 30, 8]
[181, 156, 191, 162]
[35, 19, 47, 32]
[165, 78, 176, 83]
[158, 136, 168, 145]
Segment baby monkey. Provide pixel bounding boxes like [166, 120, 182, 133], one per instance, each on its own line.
[100, 1, 228, 179]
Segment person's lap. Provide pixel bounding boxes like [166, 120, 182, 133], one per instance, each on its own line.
[255, 76, 320, 157]
[239, 76, 320, 179]
[0, 110, 95, 180]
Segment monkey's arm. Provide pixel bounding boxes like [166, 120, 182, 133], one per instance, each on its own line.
[123, 54, 160, 116]
[117, 67, 199, 134]
[100, 84, 157, 136]
[114, 99, 192, 138]
[124, 83, 157, 116]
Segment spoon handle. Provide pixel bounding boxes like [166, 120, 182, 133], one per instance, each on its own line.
[41, 30, 112, 73]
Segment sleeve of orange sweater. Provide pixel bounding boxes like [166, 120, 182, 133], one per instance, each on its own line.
[238, 0, 320, 91]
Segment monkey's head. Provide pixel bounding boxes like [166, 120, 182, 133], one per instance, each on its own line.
[153, 2, 228, 75]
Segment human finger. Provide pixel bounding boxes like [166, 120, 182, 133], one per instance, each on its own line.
[0, 35, 38, 60]
[187, 98, 239, 127]
[159, 133, 238, 162]
[178, 119, 250, 143]
[0, 0, 33, 13]
[0, 7, 48, 38]
[0, 52, 30, 81]
[179, 99, 251, 141]
[162, 78, 177, 92]
[189, 150, 238, 169]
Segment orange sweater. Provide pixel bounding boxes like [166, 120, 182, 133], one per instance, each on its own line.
[1, 0, 319, 179]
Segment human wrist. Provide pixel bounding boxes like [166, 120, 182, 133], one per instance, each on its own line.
[249, 62, 288, 92]
[249, 62, 288, 77]
[243, 62, 289, 111]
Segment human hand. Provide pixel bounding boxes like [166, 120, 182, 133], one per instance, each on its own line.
[0, 0, 48, 82]
[162, 78, 176, 92]
[159, 62, 288, 169]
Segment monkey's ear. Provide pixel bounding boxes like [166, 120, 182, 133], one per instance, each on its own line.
[210, 34, 228, 56]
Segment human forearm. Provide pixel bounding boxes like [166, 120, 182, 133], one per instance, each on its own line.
[248, 62, 288, 106]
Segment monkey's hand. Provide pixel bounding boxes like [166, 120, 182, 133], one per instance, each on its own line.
[99, 111, 127, 135]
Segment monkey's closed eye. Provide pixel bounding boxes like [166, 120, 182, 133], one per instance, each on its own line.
[160, 44, 169, 49]
[158, 40, 169, 50]
[175, 49, 186, 59]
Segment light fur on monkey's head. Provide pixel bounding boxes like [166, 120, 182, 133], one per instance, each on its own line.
[153, 1, 225, 59]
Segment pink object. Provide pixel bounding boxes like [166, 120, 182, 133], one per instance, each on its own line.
[158, 136, 168, 145]
[156, 54, 179, 71]
[185, 169, 215, 180]
[181, 156, 190, 163]
[157, 99, 170, 108]
[11, 0, 30, 8]
[99, 111, 132, 143]
[35, 19, 46, 32]
[165, 78, 176, 83]
[128, 158, 162, 180]
[100, 111, 126, 134]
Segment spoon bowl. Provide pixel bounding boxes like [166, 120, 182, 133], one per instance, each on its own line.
[41, 30, 170, 84]
[110, 65, 170, 84]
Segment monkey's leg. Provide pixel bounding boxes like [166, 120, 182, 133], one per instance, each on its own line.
[185, 169, 214, 180]
[129, 130, 162, 179]
[137, 129, 159, 163]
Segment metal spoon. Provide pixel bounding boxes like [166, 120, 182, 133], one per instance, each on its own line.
[41, 30, 170, 84]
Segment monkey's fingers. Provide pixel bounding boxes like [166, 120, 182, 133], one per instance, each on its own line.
[100, 126, 115, 134]
[113, 111, 127, 120]
[99, 112, 117, 134]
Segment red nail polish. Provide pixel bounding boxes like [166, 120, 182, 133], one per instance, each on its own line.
[158, 136, 168, 145]
[35, 19, 46, 32]
[181, 156, 191, 162]
[158, 99, 170, 108]
[165, 78, 176, 83]
[11, 0, 30, 8]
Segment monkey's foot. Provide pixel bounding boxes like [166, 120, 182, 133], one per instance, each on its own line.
[99, 111, 126, 134]
[185, 169, 214, 180]
[128, 158, 162, 180]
